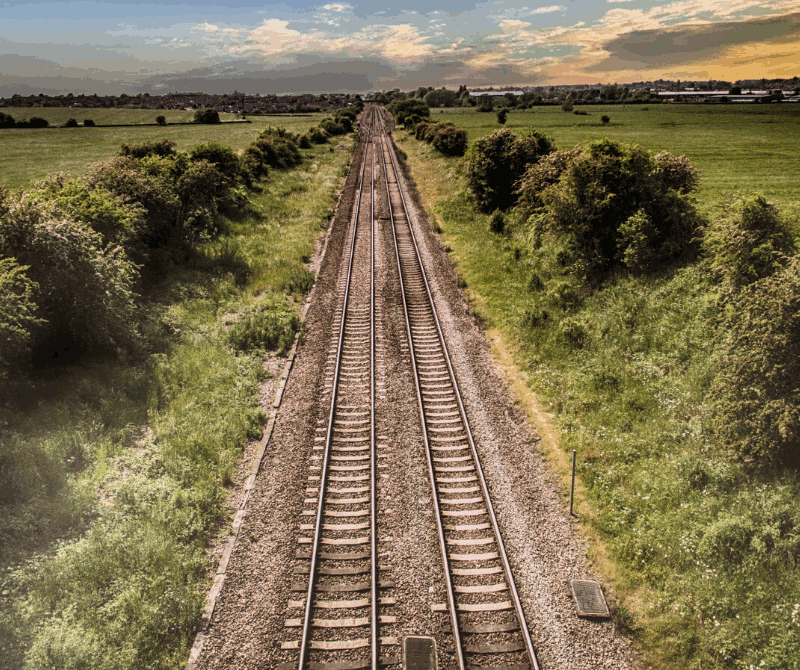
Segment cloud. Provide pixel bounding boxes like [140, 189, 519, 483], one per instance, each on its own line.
[321, 3, 352, 11]
[528, 5, 566, 14]
[235, 19, 434, 65]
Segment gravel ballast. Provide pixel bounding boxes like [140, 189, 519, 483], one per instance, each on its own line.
[192, 116, 638, 670]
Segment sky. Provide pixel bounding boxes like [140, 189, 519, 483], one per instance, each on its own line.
[1, 1, 798, 95]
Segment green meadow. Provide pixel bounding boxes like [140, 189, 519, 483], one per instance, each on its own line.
[0, 116, 352, 669]
[0, 108, 334, 189]
[436, 104, 800, 212]
[399, 104, 800, 670]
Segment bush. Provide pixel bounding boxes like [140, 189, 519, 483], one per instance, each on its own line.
[193, 108, 220, 124]
[387, 98, 430, 125]
[601, 115, 610, 125]
[244, 130, 302, 177]
[31, 174, 146, 252]
[702, 196, 795, 287]
[87, 153, 224, 254]
[430, 124, 468, 157]
[517, 140, 702, 279]
[465, 128, 555, 212]
[496, 109, 508, 125]
[319, 118, 346, 136]
[155, 115, 167, 126]
[83, 119, 95, 127]
[489, 210, 506, 234]
[710, 257, 800, 465]
[16, 116, 49, 129]
[120, 139, 176, 159]
[0, 258, 41, 370]
[0, 112, 15, 128]
[188, 141, 245, 208]
[561, 101, 574, 112]
[62, 118, 79, 128]
[307, 127, 328, 144]
[228, 298, 300, 355]
[0, 194, 138, 360]
[299, 134, 312, 149]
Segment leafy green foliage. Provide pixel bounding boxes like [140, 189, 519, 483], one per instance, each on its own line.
[496, 109, 508, 125]
[518, 140, 702, 279]
[155, 115, 166, 126]
[464, 128, 555, 212]
[710, 257, 800, 465]
[488, 210, 506, 234]
[119, 139, 176, 159]
[387, 98, 430, 125]
[0, 258, 41, 370]
[703, 195, 796, 287]
[193, 108, 220, 124]
[319, 118, 347, 137]
[30, 174, 146, 251]
[0, 112, 15, 128]
[0, 194, 138, 360]
[83, 119, 95, 127]
[227, 298, 300, 355]
[62, 118, 78, 128]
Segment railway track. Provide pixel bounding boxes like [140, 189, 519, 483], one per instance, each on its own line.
[281, 108, 539, 670]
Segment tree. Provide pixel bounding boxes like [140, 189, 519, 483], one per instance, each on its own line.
[465, 128, 555, 212]
[601, 115, 610, 125]
[387, 98, 430, 125]
[496, 109, 508, 125]
[83, 119, 95, 127]
[194, 108, 221, 124]
[156, 115, 167, 126]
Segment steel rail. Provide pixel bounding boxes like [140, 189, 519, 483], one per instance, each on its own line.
[379, 121, 541, 670]
[298, 109, 378, 670]
[377, 125, 465, 669]
[369, 110, 378, 670]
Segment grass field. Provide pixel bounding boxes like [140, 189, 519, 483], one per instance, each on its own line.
[434, 104, 800, 212]
[0, 128, 353, 670]
[399, 108, 800, 670]
[0, 108, 334, 189]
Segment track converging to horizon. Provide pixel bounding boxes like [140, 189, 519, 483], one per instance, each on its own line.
[279, 106, 541, 670]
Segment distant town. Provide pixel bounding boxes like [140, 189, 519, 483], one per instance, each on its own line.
[2, 77, 798, 114]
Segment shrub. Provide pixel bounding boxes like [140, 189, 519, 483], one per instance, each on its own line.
[489, 210, 506, 234]
[245, 131, 302, 176]
[561, 101, 574, 112]
[710, 257, 800, 465]
[16, 116, 49, 129]
[307, 127, 329, 144]
[430, 124, 468, 157]
[0, 112, 15, 128]
[83, 119, 95, 127]
[193, 108, 220, 124]
[601, 115, 610, 125]
[31, 174, 146, 252]
[62, 118, 79, 128]
[188, 141, 245, 208]
[387, 98, 430, 125]
[465, 128, 555, 212]
[702, 196, 795, 287]
[155, 115, 167, 126]
[319, 118, 346, 136]
[0, 194, 138, 359]
[496, 109, 508, 125]
[517, 140, 702, 279]
[87, 153, 224, 254]
[228, 298, 300, 355]
[0, 258, 41, 370]
[299, 134, 312, 149]
[119, 139, 176, 159]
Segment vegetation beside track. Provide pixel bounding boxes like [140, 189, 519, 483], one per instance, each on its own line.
[397, 106, 800, 670]
[0, 109, 345, 189]
[0, 117, 354, 669]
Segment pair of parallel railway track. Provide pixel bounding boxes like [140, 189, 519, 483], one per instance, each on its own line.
[281, 107, 541, 670]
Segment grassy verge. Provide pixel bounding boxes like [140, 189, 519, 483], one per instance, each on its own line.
[431, 105, 800, 214]
[0, 109, 337, 189]
[399, 131, 800, 670]
[0, 137, 353, 669]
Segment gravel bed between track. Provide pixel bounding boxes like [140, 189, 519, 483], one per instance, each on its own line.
[192, 128, 638, 670]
